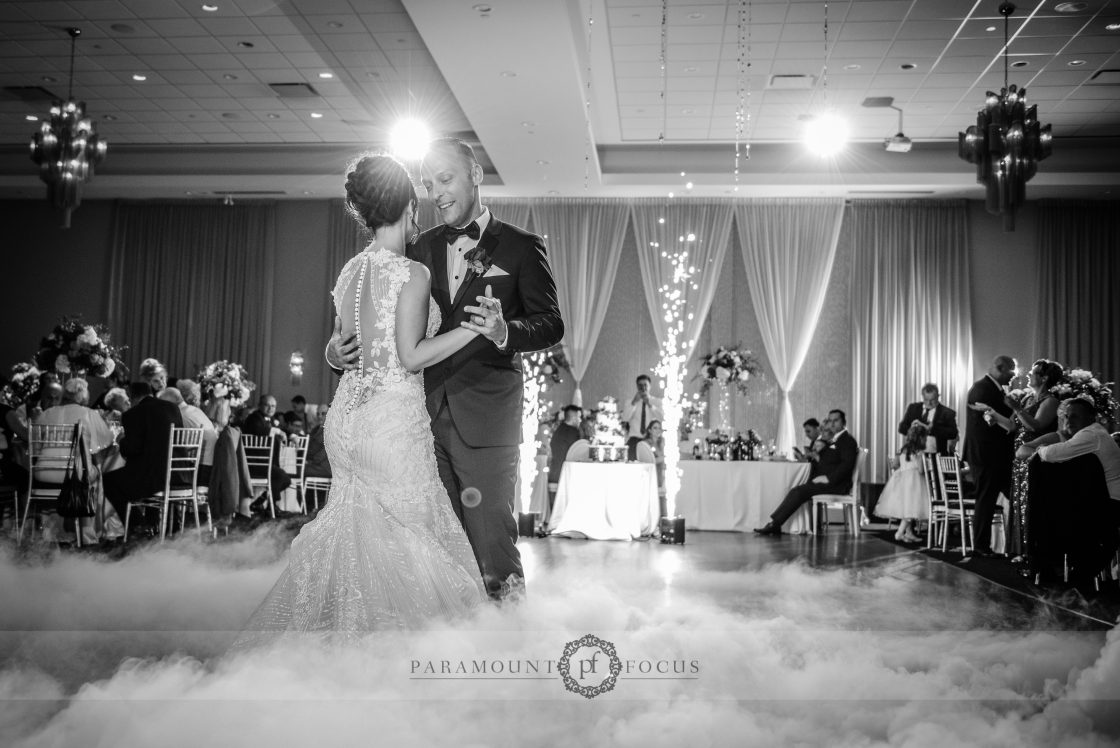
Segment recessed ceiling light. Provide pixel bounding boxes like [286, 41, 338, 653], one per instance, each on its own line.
[25, 114, 38, 121]
[1068, 59, 1087, 66]
[41, 75, 58, 83]
[1055, 1, 1088, 12]
[685, 182, 694, 189]
[900, 62, 916, 70]
[1107, 22, 1120, 30]
[327, 21, 344, 28]
[266, 113, 280, 119]
[132, 74, 147, 81]
[102, 114, 117, 120]
[222, 73, 238, 80]
[843, 63, 861, 70]
[680, 171, 686, 177]
[110, 23, 135, 34]
[237, 41, 254, 48]
[318, 72, 333, 79]
[547, 190, 560, 195]
[986, 25, 997, 32]
[310, 112, 323, 118]
[221, 112, 238, 119]
[681, 107, 694, 114]
[201, 4, 218, 11]
[1011, 60, 1029, 67]
[688, 12, 704, 20]
[684, 65, 698, 72]
[367, 71, 381, 78]
[302, 190, 314, 195]
[521, 121, 534, 127]
[472, 4, 492, 11]
[537, 159, 549, 165]
[499, 70, 517, 77]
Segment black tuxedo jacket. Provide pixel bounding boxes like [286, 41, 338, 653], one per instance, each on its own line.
[964, 375, 1014, 467]
[407, 215, 564, 447]
[118, 395, 184, 494]
[898, 402, 959, 454]
[816, 430, 860, 493]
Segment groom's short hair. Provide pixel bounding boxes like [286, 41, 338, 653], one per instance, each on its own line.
[427, 137, 477, 170]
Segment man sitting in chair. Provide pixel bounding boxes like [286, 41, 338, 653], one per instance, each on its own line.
[754, 409, 859, 536]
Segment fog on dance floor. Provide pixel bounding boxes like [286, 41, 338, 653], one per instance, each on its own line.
[2, 527, 1118, 748]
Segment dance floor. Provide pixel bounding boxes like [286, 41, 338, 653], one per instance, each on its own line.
[2, 522, 1118, 747]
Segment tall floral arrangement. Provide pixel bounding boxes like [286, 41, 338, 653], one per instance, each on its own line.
[197, 360, 256, 407]
[1050, 367, 1118, 423]
[694, 344, 762, 396]
[34, 317, 125, 379]
[0, 362, 42, 408]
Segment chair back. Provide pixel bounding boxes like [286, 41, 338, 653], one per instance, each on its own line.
[922, 452, 944, 506]
[28, 423, 80, 488]
[936, 455, 968, 511]
[287, 434, 309, 484]
[241, 433, 275, 477]
[565, 439, 591, 463]
[165, 426, 205, 495]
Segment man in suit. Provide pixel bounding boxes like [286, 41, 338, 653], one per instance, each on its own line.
[898, 382, 959, 455]
[329, 137, 563, 599]
[755, 409, 859, 535]
[103, 380, 184, 523]
[793, 418, 821, 461]
[241, 393, 292, 514]
[964, 355, 1017, 557]
[624, 374, 663, 461]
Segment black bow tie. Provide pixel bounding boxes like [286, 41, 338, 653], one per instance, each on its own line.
[446, 221, 480, 241]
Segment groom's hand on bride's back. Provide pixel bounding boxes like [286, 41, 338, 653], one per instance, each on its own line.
[326, 315, 361, 371]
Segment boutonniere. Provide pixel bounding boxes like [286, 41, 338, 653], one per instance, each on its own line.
[464, 245, 493, 276]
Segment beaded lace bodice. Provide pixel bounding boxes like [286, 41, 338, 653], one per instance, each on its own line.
[331, 246, 439, 397]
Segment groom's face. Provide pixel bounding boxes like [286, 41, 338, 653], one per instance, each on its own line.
[421, 149, 481, 229]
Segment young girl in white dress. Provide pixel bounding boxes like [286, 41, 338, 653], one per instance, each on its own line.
[876, 422, 930, 543]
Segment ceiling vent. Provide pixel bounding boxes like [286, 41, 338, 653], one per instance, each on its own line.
[2, 85, 61, 102]
[268, 82, 320, 98]
[768, 74, 815, 90]
[1086, 69, 1120, 85]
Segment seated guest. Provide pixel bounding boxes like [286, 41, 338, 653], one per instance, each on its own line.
[793, 418, 821, 461]
[241, 393, 292, 513]
[1019, 398, 1120, 582]
[548, 405, 583, 511]
[641, 420, 667, 517]
[286, 395, 312, 432]
[755, 409, 859, 535]
[282, 411, 306, 438]
[102, 387, 130, 416]
[304, 404, 331, 480]
[204, 398, 254, 527]
[898, 383, 959, 455]
[102, 381, 184, 528]
[158, 385, 217, 486]
[138, 358, 168, 396]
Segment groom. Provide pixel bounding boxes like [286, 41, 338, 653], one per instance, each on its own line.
[331, 138, 563, 600]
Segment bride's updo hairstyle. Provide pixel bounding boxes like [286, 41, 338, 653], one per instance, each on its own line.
[344, 153, 415, 233]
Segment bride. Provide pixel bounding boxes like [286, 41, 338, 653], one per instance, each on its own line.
[238, 154, 484, 644]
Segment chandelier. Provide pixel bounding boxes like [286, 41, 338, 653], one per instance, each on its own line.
[29, 27, 108, 229]
[958, 2, 1051, 231]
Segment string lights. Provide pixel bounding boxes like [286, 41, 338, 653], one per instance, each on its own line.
[733, 0, 752, 189]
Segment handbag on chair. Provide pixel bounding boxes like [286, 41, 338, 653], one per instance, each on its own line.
[57, 424, 97, 518]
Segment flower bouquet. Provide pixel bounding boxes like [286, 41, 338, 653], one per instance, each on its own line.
[34, 317, 126, 379]
[0, 362, 42, 408]
[1050, 367, 1118, 423]
[589, 396, 627, 462]
[197, 360, 256, 407]
[694, 344, 763, 396]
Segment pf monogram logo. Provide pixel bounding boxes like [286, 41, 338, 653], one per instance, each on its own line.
[558, 634, 622, 699]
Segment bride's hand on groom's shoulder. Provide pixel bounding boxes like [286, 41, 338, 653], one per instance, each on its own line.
[327, 315, 361, 370]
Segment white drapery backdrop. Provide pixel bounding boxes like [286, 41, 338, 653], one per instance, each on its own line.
[849, 200, 974, 482]
[530, 200, 629, 406]
[630, 200, 736, 361]
[734, 199, 845, 456]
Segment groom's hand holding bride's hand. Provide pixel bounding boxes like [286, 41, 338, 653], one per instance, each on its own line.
[327, 315, 361, 370]
[462, 284, 508, 347]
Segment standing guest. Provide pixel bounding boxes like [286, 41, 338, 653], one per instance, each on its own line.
[102, 381, 184, 530]
[241, 393, 292, 513]
[286, 395, 312, 432]
[876, 422, 930, 543]
[755, 409, 859, 535]
[158, 385, 217, 486]
[793, 418, 821, 461]
[303, 404, 331, 481]
[898, 383, 959, 455]
[547, 405, 582, 514]
[964, 355, 1018, 558]
[204, 398, 254, 528]
[624, 374, 663, 461]
[138, 358, 168, 395]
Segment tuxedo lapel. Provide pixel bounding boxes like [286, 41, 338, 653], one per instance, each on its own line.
[430, 230, 452, 313]
[451, 217, 502, 310]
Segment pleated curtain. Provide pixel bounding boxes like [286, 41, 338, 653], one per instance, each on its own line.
[107, 201, 276, 392]
[1034, 200, 1120, 386]
[734, 199, 845, 457]
[849, 200, 974, 481]
[630, 199, 736, 360]
[530, 200, 629, 405]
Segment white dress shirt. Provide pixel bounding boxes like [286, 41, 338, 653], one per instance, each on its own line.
[624, 395, 663, 439]
[1038, 422, 1120, 501]
[179, 403, 218, 467]
[447, 207, 491, 298]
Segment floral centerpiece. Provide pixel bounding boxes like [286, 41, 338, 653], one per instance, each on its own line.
[0, 362, 42, 408]
[589, 396, 627, 462]
[694, 344, 763, 396]
[1050, 367, 1118, 423]
[197, 360, 256, 407]
[34, 317, 125, 379]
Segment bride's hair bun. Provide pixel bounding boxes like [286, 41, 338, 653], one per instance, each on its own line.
[344, 153, 414, 232]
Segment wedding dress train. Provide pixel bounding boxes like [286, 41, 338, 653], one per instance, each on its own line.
[237, 247, 484, 645]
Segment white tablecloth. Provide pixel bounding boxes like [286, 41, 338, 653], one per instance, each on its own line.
[548, 462, 659, 540]
[675, 460, 813, 533]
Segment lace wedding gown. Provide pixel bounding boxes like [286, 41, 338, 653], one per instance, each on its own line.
[237, 247, 484, 645]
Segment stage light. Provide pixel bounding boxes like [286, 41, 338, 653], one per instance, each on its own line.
[389, 118, 431, 161]
[802, 112, 849, 157]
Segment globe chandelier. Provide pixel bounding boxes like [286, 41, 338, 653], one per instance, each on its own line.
[958, 2, 1052, 231]
[29, 27, 108, 229]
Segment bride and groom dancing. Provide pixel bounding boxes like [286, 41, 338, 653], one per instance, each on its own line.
[239, 138, 563, 640]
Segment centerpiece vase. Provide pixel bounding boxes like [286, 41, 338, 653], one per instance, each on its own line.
[716, 381, 732, 434]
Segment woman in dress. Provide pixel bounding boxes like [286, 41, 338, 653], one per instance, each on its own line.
[641, 420, 667, 517]
[876, 422, 930, 543]
[238, 154, 485, 644]
[986, 358, 1062, 562]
